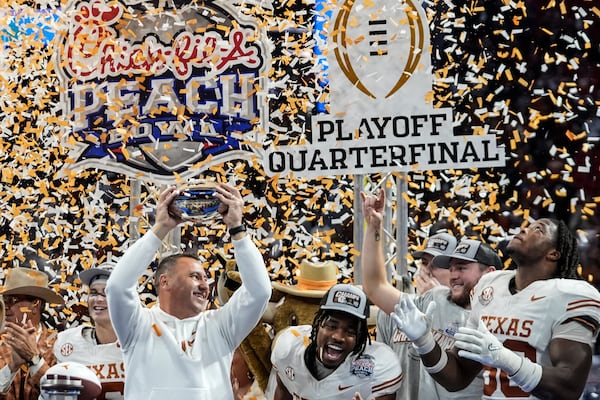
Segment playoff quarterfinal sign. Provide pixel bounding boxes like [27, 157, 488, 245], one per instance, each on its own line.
[55, 0, 269, 182]
[265, 0, 506, 177]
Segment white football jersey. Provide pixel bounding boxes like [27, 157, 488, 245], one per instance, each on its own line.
[271, 325, 403, 399]
[54, 325, 125, 400]
[377, 286, 482, 399]
[469, 270, 600, 399]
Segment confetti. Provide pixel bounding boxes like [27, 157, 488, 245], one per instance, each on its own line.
[0, 0, 598, 335]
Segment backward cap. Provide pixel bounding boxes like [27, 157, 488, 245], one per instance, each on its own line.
[413, 233, 457, 259]
[79, 262, 116, 287]
[433, 239, 502, 269]
[320, 284, 369, 320]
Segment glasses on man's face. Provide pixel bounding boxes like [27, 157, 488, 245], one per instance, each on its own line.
[4, 295, 38, 308]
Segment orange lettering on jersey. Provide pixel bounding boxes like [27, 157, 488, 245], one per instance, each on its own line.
[520, 320, 533, 338]
[493, 317, 509, 334]
[91, 364, 106, 379]
[505, 319, 519, 336]
[482, 315, 534, 338]
[106, 363, 120, 379]
[391, 329, 410, 343]
[482, 315, 494, 331]
[432, 330, 455, 351]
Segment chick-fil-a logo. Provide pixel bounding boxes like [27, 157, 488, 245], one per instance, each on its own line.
[65, 0, 260, 81]
[55, 0, 269, 182]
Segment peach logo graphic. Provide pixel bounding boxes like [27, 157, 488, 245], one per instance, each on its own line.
[54, 0, 269, 182]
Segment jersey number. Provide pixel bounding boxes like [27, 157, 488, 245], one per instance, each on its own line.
[100, 382, 125, 400]
[483, 339, 536, 397]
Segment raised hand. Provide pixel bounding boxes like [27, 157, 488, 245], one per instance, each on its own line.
[454, 319, 522, 374]
[391, 296, 435, 341]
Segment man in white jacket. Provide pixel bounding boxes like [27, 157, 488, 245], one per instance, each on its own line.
[106, 183, 271, 400]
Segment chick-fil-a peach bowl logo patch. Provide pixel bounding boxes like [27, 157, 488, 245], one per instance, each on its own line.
[54, 0, 269, 182]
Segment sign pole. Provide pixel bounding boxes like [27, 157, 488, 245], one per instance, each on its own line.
[396, 175, 413, 293]
[353, 174, 365, 284]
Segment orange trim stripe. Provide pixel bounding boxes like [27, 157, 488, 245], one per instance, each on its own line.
[568, 298, 600, 307]
[372, 372, 403, 392]
[571, 317, 598, 331]
[567, 301, 600, 312]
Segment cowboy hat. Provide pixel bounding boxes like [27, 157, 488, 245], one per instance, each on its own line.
[272, 260, 339, 298]
[1, 268, 64, 305]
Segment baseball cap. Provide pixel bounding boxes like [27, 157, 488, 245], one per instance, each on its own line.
[79, 262, 116, 286]
[320, 284, 369, 320]
[413, 233, 457, 259]
[433, 239, 502, 269]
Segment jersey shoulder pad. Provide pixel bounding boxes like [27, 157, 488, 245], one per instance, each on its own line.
[554, 279, 600, 327]
[555, 278, 600, 298]
[473, 270, 513, 291]
[271, 325, 311, 364]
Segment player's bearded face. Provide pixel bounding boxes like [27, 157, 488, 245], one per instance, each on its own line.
[316, 313, 358, 369]
[449, 261, 484, 308]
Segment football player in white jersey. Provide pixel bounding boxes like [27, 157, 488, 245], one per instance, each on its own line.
[53, 263, 124, 400]
[271, 284, 403, 400]
[392, 217, 600, 399]
[360, 190, 498, 400]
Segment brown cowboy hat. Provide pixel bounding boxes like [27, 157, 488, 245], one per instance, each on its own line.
[1, 268, 64, 305]
[272, 260, 339, 298]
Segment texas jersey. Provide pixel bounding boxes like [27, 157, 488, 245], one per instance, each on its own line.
[54, 325, 125, 400]
[377, 286, 482, 400]
[468, 270, 600, 399]
[271, 325, 403, 399]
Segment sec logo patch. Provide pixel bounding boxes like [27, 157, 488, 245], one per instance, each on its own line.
[60, 342, 74, 357]
[479, 286, 494, 306]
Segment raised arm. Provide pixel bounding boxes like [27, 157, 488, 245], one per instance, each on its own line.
[214, 183, 271, 345]
[359, 190, 401, 314]
[106, 186, 182, 348]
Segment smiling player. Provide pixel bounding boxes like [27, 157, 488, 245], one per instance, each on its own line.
[54, 263, 124, 399]
[271, 284, 402, 400]
[360, 190, 499, 400]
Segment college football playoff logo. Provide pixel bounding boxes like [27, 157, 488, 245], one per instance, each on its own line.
[331, 0, 425, 99]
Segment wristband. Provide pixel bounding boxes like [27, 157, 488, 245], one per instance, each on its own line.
[424, 349, 448, 374]
[508, 357, 543, 393]
[229, 224, 247, 236]
[412, 331, 436, 355]
[27, 354, 42, 367]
